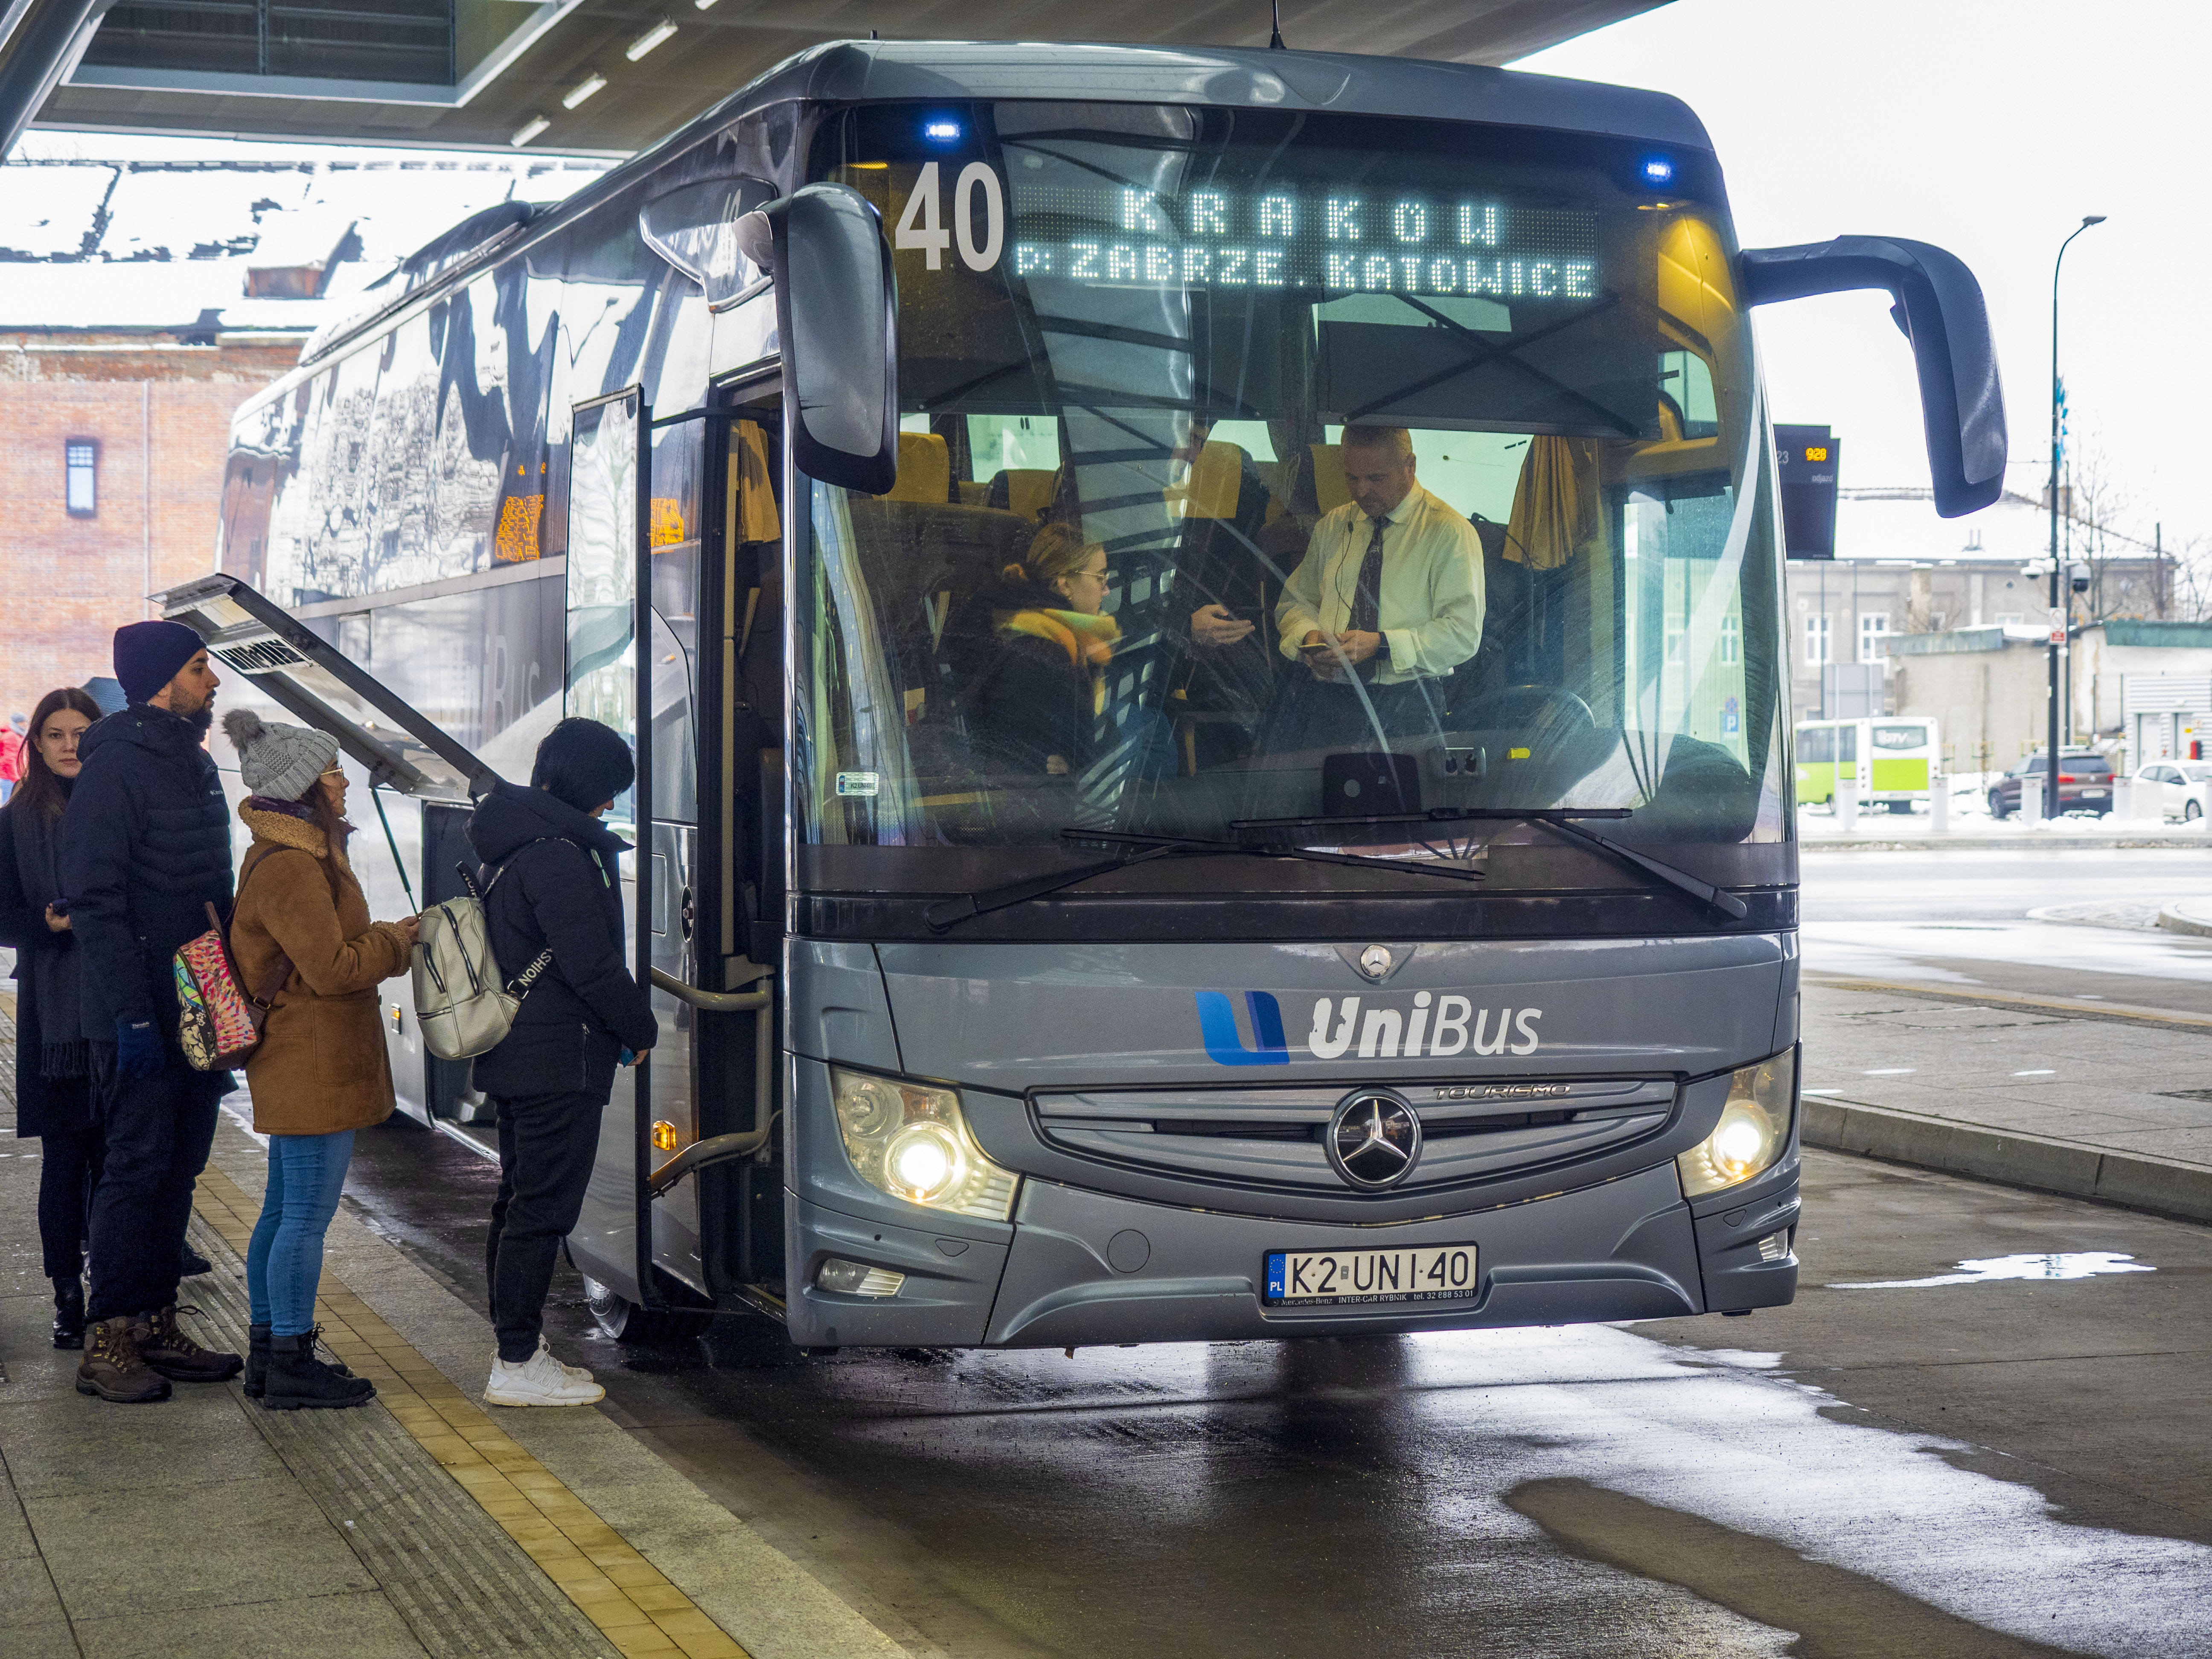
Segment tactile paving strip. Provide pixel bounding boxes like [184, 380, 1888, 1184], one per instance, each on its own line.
[192, 1164, 748, 1659]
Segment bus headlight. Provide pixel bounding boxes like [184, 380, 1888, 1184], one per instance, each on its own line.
[1677, 1050, 1796, 1197]
[830, 1068, 1020, 1221]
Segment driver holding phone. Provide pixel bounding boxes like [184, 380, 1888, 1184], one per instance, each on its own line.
[1273, 424, 1485, 746]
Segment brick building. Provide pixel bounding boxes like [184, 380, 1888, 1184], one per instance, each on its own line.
[0, 328, 300, 717]
[0, 140, 607, 721]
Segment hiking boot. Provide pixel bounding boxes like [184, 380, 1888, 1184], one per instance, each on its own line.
[262, 1328, 375, 1411]
[180, 1243, 213, 1278]
[484, 1343, 604, 1408]
[76, 1316, 172, 1403]
[51, 1278, 85, 1350]
[138, 1304, 243, 1382]
[243, 1323, 272, 1398]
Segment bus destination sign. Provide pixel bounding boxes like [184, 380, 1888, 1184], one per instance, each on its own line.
[893, 164, 1601, 303]
[1014, 187, 1600, 300]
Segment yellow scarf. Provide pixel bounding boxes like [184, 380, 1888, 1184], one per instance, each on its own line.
[1003, 608, 1120, 713]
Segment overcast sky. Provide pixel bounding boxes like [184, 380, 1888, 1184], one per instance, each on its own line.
[1522, 0, 2207, 551]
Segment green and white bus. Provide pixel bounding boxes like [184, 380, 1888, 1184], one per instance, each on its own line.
[1794, 717, 1940, 812]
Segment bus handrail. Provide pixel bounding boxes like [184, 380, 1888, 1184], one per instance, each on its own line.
[645, 966, 778, 1199]
[649, 967, 771, 1012]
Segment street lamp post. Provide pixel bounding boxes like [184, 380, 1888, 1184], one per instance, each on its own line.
[2048, 215, 2104, 808]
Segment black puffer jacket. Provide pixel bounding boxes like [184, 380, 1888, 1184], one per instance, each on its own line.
[467, 779, 658, 1100]
[58, 704, 233, 1048]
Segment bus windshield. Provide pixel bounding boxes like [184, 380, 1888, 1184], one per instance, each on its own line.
[793, 102, 1784, 896]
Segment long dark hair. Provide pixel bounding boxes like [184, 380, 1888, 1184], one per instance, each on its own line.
[13, 687, 102, 821]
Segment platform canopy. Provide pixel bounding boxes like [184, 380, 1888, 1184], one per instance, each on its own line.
[1, 0, 1665, 160]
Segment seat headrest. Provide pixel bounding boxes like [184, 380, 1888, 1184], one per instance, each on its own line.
[887, 431, 952, 504]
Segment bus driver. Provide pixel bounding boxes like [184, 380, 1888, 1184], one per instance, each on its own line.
[1272, 425, 1485, 748]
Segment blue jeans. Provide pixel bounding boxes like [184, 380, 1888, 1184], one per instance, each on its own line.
[245, 1130, 355, 1337]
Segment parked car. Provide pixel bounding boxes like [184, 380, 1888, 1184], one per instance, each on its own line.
[1988, 751, 2113, 818]
[2128, 760, 2212, 822]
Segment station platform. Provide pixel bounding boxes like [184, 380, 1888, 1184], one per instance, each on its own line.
[0, 999, 908, 1659]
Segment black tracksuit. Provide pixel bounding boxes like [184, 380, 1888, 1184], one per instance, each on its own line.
[58, 704, 234, 1323]
[468, 780, 658, 1362]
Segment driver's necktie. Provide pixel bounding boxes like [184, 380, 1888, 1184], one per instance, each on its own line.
[1348, 513, 1389, 679]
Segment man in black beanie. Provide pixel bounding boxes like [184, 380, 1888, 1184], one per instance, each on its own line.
[61, 621, 244, 1401]
[466, 718, 658, 1406]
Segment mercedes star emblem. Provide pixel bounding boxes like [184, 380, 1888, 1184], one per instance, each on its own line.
[1328, 1091, 1422, 1190]
[1357, 944, 1394, 981]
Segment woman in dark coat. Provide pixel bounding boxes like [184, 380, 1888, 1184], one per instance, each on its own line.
[0, 687, 104, 1347]
[469, 718, 658, 1408]
[962, 521, 1119, 776]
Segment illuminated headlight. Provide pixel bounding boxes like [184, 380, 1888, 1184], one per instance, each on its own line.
[830, 1068, 1020, 1221]
[1677, 1050, 1796, 1197]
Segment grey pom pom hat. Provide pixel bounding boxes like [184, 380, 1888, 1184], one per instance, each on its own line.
[221, 707, 339, 803]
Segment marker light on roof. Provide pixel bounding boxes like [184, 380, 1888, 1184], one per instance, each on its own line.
[1642, 156, 1676, 185]
[923, 119, 962, 142]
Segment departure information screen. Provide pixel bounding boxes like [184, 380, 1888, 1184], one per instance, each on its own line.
[1008, 186, 1601, 302]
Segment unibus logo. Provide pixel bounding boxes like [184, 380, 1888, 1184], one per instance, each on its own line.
[1194, 992, 1543, 1065]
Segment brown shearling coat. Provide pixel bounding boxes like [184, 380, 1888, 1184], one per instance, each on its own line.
[229, 801, 413, 1135]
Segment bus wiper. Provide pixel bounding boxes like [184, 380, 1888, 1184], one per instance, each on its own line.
[1228, 807, 1748, 920]
[1067, 828, 1487, 885]
[923, 837, 1225, 931]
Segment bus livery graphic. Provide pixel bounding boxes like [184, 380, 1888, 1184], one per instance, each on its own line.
[1194, 990, 1290, 1066]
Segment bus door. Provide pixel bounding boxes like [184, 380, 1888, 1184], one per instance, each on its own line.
[559, 386, 674, 1314]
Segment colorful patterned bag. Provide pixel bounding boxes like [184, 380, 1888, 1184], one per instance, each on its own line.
[174, 854, 292, 1072]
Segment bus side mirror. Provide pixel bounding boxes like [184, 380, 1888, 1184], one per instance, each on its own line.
[737, 184, 899, 495]
[1739, 236, 2006, 519]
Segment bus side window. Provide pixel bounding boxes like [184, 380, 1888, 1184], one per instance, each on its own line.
[1837, 725, 1857, 764]
[1799, 726, 1832, 764]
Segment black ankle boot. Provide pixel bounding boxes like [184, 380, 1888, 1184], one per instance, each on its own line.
[51, 1279, 85, 1350]
[262, 1328, 375, 1411]
[180, 1243, 213, 1278]
[243, 1324, 272, 1397]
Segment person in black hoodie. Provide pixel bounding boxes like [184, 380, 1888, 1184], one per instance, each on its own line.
[0, 687, 104, 1349]
[61, 622, 244, 1402]
[469, 717, 658, 1407]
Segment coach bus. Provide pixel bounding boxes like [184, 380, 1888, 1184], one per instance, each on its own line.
[163, 38, 2006, 1350]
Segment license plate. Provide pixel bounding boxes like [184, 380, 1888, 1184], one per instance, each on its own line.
[1264, 1244, 1478, 1307]
[2081, 788, 2107, 797]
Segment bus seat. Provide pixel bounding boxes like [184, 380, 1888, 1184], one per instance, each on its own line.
[956, 479, 990, 507]
[1309, 443, 1350, 515]
[729, 419, 781, 543]
[1174, 441, 1248, 520]
[888, 432, 952, 504]
[986, 467, 1058, 521]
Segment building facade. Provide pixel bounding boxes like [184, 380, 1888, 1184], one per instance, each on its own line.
[0, 330, 299, 720]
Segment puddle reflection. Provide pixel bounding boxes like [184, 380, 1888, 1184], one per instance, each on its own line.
[1828, 1251, 2154, 1289]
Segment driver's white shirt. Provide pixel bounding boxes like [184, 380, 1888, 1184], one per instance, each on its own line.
[1274, 485, 1486, 685]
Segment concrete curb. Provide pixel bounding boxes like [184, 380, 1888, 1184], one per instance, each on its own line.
[1802, 1096, 2212, 1227]
[2158, 901, 2212, 939]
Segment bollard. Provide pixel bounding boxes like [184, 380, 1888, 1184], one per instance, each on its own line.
[1929, 777, 1949, 834]
[1836, 776, 1859, 834]
[2112, 778, 2134, 822]
[2020, 777, 2043, 827]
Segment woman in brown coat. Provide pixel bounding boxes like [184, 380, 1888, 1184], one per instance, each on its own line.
[222, 709, 417, 1410]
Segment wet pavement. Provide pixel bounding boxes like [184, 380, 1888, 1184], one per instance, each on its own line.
[338, 1113, 2212, 1659]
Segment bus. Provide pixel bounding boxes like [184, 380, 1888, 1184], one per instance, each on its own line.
[1794, 716, 1941, 813]
[163, 39, 2005, 1350]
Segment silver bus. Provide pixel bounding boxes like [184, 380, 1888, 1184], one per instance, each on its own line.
[166, 39, 2005, 1350]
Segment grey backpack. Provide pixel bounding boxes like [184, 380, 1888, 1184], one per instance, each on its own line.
[412, 852, 554, 1061]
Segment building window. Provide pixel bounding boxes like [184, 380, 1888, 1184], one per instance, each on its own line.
[65, 441, 97, 517]
[1720, 612, 1741, 666]
[1804, 613, 1831, 667]
[1859, 612, 1890, 663]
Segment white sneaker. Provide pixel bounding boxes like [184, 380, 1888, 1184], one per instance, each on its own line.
[536, 1335, 595, 1382]
[484, 1345, 605, 1407]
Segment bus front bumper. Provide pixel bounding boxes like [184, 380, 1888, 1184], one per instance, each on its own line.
[784, 1157, 1799, 1349]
